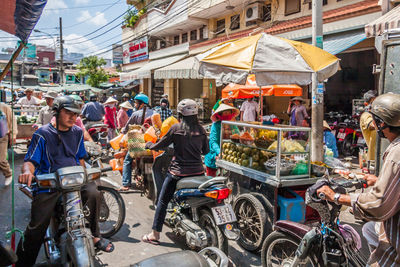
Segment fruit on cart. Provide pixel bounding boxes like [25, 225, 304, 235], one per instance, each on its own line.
[267, 139, 305, 152]
[258, 129, 278, 140]
[243, 147, 252, 156]
[242, 159, 249, 167]
[241, 153, 248, 160]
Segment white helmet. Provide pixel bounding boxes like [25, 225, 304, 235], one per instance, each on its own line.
[177, 99, 198, 116]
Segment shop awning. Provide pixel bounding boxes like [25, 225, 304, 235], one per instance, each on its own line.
[323, 30, 366, 55]
[365, 5, 400, 37]
[119, 79, 139, 87]
[154, 56, 203, 79]
[129, 54, 187, 80]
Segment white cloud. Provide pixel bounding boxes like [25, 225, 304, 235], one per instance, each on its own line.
[63, 33, 100, 56]
[74, 0, 90, 4]
[76, 10, 107, 26]
[42, 0, 67, 15]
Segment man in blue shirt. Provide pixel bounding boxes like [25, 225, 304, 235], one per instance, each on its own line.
[81, 94, 105, 129]
[16, 96, 113, 267]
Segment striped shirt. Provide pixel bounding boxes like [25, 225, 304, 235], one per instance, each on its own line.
[350, 136, 400, 267]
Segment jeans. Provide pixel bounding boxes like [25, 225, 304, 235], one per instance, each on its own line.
[152, 173, 178, 232]
[122, 153, 134, 186]
[16, 183, 100, 267]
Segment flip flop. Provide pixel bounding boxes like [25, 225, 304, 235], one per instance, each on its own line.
[142, 234, 160, 245]
[94, 238, 114, 253]
[118, 186, 131, 192]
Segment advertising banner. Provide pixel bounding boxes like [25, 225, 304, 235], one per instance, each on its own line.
[123, 36, 148, 64]
[112, 44, 123, 64]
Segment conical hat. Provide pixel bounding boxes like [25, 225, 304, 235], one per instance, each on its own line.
[120, 101, 133, 110]
[104, 97, 118, 104]
[211, 103, 240, 122]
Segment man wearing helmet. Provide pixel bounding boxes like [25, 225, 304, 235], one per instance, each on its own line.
[141, 99, 209, 244]
[360, 90, 378, 161]
[16, 96, 113, 266]
[120, 93, 154, 191]
[317, 93, 400, 266]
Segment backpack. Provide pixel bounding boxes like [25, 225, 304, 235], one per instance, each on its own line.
[0, 109, 9, 138]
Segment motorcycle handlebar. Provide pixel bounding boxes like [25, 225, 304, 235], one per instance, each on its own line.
[100, 167, 113, 173]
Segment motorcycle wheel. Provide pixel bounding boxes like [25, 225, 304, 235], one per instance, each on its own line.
[233, 193, 268, 252]
[199, 209, 229, 255]
[342, 134, 357, 157]
[98, 186, 126, 238]
[261, 231, 317, 267]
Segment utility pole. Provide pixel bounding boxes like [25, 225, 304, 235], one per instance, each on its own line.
[59, 17, 64, 85]
[311, 0, 323, 162]
[381, 0, 390, 15]
[21, 46, 26, 86]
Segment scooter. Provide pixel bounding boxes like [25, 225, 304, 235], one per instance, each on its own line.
[87, 123, 108, 148]
[151, 149, 239, 254]
[133, 247, 229, 267]
[19, 166, 112, 266]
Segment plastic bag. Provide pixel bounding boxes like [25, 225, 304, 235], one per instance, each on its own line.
[267, 139, 305, 152]
[160, 116, 178, 137]
[120, 135, 128, 148]
[151, 113, 162, 129]
[110, 134, 124, 150]
[291, 162, 309, 175]
[324, 156, 346, 169]
[144, 126, 157, 143]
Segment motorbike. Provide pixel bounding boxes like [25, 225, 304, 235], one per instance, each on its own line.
[261, 173, 369, 267]
[151, 148, 239, 254]
[84, 141, 126, 238]
[87, 123, 108, 148]
[133, 247, 229, 267]
[339, 114, 366, 157]
[19, 166, 112, 266]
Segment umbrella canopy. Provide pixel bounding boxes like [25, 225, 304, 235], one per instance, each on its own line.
[222, 74, 302, 99]
[196, 33, 340, 86]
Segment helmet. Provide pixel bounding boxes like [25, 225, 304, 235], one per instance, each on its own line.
[52, 96, 81, 114]
[370, 93, 400, 127]
[89, 94, 97, 100]
[122, 93, 130, 98]
[363, 90, 377, 102]
[134, 93, 149, 105]
[177, 99, 198, 116]
[69, 94, 83, 104]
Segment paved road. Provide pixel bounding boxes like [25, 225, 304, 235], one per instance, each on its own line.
[0, 145, 368, 266]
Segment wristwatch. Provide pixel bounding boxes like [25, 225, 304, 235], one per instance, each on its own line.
[333, 193, 341, 205]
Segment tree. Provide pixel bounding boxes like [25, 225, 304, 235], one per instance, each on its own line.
[77, 56, 109, 88]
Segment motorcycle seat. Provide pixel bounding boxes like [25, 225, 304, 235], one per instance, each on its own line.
[133, 250, 208, 267]
[91, 124, 107, 128]
[176, 176, 211, 190]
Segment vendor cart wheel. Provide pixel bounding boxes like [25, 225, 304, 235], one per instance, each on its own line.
[233, 193, 268, 252]
[250, 192, 273, 235]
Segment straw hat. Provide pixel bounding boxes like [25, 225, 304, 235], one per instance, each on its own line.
[211, 103, 240, 122]
[104, 97, 118, 104]
[120, 101, 133, 110]
[291, 96, 305, 103]
[43, 91, 58, 99]
[323, 120, 331, 130]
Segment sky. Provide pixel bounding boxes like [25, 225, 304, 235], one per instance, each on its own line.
[0, 0, 131, 59]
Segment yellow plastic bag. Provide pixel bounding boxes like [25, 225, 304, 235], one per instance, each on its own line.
[160, 116, 178, 137]
[151, 113, 162, 129]
[144, 126, 157, 143]
[110, 134, 124, 150]
[120, 134, 128, 149]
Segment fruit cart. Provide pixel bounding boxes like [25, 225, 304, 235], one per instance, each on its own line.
[14, 106, 40, 142]
[216, 120, 318, 252]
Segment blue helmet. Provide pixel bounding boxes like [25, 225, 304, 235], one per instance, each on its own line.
[134, 93, 149, 105]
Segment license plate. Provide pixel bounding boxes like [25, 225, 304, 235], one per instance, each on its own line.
[337, 132, 346, 140]
[211, 204, 237, 225]
[357, 137, 365, 144]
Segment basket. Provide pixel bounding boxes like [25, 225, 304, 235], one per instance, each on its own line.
[254, 138, 273, 149]
[240, 138, 254, 146]
[264, 163, 295, 176]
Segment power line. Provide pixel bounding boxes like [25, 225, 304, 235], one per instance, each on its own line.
[45, 1, 124, 10]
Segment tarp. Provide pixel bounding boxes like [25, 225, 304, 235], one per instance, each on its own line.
[154, 56, 203, 79]
[129, 54, 187, 79]
[222, 75, 302, 99]
[365, 5, 400, 37]
[196, 32, 339, 86]
[0, 0, 47, 42]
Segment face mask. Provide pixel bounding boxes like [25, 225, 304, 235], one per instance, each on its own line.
[161, 104, 167, 110]
[107, 103, 115, 108]
[215, 113, 235, 121]
[373, 115, 387, 138]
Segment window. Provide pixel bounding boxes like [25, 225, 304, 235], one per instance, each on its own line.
[216, 19, 225, 34]
[230, 14, 240, 30]
[174, 35, 179, 45]
[182, 32, 188, 43]
[263, 4, 271, 21]
[309, 0, 328, 9]
[285, 0, 301, 15]
[199, 27, 204, 39]
[160, 40, 166, 49]
[190, 30, 197, 41]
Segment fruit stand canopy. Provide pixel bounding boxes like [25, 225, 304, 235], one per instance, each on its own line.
[222, 75, 302, 99]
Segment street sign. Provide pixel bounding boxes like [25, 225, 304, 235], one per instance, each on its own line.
[18, 41, 37, 58]
[112, 44, 123, 64]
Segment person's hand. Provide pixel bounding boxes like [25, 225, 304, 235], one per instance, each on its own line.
[316, 185, 335, 202]
[19, 171, 34, 187]
[215, 155, 220, 160]
[364, 174, 378, 187]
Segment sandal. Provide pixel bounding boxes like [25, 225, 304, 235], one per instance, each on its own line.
[94, 238, 114, 253]
[142, 234, 160, 245]
[118, 186, 131, 192]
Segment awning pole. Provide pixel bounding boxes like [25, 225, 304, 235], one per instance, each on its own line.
[0, 42, 25, 82]
[259, 86, 263, 119]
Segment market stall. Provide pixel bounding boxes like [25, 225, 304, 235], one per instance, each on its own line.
[216, 120, 317, 251]
[14, 106, 40, 141]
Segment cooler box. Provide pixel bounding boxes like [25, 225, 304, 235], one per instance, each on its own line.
[277, 189, 305, 223]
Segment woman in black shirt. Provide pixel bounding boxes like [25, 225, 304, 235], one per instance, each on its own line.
[142, 99, 209, 245]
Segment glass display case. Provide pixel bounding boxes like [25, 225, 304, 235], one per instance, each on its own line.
[218, 121, 311, 184]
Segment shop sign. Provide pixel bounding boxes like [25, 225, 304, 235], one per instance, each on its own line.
[123, 36, 149, 64]
[18, 41, 36, 58]
[112, 44, 123, 64]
